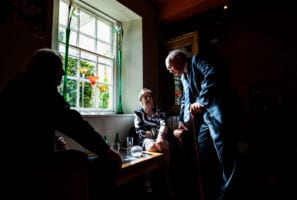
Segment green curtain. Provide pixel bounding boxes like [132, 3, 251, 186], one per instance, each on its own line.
[62, 26, 70, 100]
[62, 0, 75, 101]
[116, 25, 123, 114]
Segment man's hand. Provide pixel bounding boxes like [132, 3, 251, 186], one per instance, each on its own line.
[56, 136, 69, 150]
[155, 140, 169, 153]
[173, 128, 184, 142]
[178, 116, 194, 130]
[178, 121, 188, 130]
[190, 102, 205, 114]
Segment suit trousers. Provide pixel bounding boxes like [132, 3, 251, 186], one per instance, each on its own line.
[196, 111, 237, 200]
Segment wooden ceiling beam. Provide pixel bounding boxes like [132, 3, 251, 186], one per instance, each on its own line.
[157, 0, 231, 23]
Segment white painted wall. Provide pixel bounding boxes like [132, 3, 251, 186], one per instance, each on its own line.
[122, 19, 143, 114]
[57, 114, 134, 154]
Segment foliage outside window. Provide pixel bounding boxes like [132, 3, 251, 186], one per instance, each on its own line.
[57, 0, 120, 113]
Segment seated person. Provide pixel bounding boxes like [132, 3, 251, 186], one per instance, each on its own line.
[134, 88, 171, 153]
[0, 48, 122, 200]
[133, 88, 174, 195]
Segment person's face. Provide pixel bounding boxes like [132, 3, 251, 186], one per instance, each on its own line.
[140, 92, 153, 108]
[166, 57, 185, 77]
[167, 65, 184, 77]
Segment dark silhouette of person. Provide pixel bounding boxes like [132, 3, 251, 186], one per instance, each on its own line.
[0, 48, 122, 200]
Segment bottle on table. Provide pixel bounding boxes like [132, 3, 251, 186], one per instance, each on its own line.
[103, 135, 108, 144]
[115, 132, 120, 143]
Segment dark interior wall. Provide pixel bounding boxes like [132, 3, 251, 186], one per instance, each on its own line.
[158, 1, 297, 196]
[0, 0, 53, 90]
[158, 0, 297, 157]
[159, 0, 297, 113]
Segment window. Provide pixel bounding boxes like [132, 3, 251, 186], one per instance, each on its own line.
[57, 0, 121, 113]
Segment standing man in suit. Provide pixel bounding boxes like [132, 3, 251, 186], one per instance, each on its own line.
[165, 49, 242, 200]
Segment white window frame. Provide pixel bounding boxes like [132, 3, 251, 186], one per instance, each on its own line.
[53, 0, 121, 114]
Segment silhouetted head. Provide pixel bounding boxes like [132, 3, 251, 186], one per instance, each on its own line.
[27, 48, 64, 85]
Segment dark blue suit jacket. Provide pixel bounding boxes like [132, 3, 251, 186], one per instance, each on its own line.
[179, 54, 242, 126]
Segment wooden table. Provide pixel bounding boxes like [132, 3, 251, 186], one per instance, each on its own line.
[116, 151, 164, 187]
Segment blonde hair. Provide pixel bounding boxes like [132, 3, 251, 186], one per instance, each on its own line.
[138, 88, 153, 101]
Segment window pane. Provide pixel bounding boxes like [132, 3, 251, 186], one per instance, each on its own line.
[96, 84, 111, 109]
[97, 41, 112, 57]
[80, 11, 95, 37]
[59, 1, 68, 26]
[57, 0, 119, 113]
[58, 28, 78, 45]
[68, 47, 80, 58]
[58, 27, 65, 42]
[58, 43, 65, 54]
[66, 79, 77, 107]
[83, 82, 93, 108]
[98, 65, 112, 84]
[69, 31, 77, 46]
[104, 66, 112, 84]
[98, 57, 112, 66]
[97, 20, 111, 42]
[70, 10, 78, 30]
[80, 60, 95, 77]
[79, 80, 89, 108]
[81, 51, 97, 63]
[67, 57, 78, 76]
[79, 35, 95, 52]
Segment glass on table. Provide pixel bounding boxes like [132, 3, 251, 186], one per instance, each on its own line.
[126, 137, 133, 155]
[131, 145, 142, 158]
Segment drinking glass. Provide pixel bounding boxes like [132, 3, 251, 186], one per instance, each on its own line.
[126, 137, 134, 155]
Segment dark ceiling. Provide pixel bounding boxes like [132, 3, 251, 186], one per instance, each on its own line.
[146, 0, 232, 24]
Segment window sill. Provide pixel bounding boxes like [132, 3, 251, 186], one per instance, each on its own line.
[81, 112, 134, 117]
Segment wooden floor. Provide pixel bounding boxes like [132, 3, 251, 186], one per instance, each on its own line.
[116, 174, 178, 200]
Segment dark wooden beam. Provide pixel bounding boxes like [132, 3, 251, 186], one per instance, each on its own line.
[156, 0, 231, 23]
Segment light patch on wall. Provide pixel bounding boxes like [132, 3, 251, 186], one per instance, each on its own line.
[210, 37, 218, 44]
